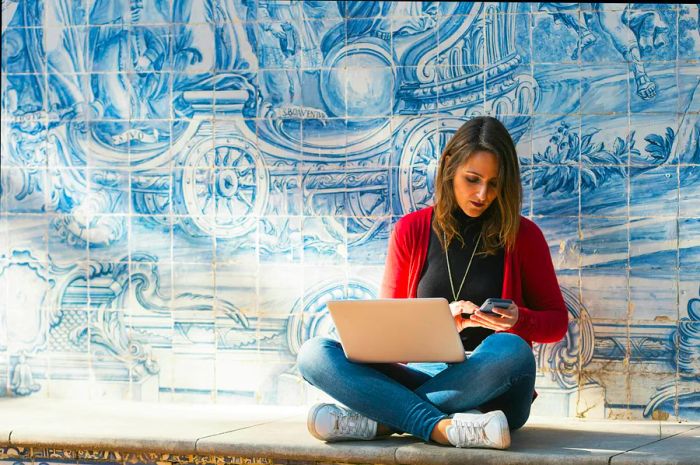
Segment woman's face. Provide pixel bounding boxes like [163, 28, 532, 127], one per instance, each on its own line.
[452, 150, 500, 217]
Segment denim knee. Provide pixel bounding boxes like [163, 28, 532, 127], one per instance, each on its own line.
[483, 333, 536, 374]
[296, 336, 338, 384]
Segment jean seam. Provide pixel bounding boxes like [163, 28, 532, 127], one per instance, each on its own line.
[472, 370, 535, 414]
[508, 371, 535, 388]
[497, 371, 535, 401]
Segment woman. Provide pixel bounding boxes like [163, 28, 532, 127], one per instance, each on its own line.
[296, 116, 568, 449]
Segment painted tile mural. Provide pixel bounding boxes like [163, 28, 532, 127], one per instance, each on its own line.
[0, 1, 698, 421]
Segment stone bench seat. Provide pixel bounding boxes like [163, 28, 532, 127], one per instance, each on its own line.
[1, 398, 699, 465]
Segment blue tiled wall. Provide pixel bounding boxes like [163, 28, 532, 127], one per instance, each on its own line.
[1, 1, 698, 420]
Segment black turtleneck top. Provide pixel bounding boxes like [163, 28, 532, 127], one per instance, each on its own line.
[416, 209, 504, 351]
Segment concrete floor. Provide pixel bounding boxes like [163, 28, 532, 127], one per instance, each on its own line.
[1, 398, 699, 465]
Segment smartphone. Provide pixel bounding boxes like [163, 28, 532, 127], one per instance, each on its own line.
[460, 298, 514, 318]
[478, 298, 514, 314]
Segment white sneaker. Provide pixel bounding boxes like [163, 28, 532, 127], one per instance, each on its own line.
[307, 403, 378, 442]
[446, 410, 511, 449]
[448, 409, 481, 418]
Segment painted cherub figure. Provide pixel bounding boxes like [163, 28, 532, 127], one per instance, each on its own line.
[540, 3, 671, 100]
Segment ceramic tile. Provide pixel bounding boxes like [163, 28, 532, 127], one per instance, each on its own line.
[388, 121, 441, 213]
[214, 261, 257, 312]
[394, 66, 438, 116]
[7, 352, 48, 398]
[581, 169, 629, 217]
[0, 214, 6, 264]
[580, 267, 629, 320]
[347, 217, 389, 265]
[574, 382, 608, 419]
[343, 180, 390, 220]
[215, 228, 258, 267]
[677, 64, 700, 116]
[435, 70, 484, 115]
[679, 218, 700, 274]
[586, 368, 634, 420]
[629, 113, 678, 166]
[529, 166, 580, 217]
[579, 10, 636, 63]
[579, 217, 629, 269]
[627, 369, 678, 421]
[0, 352, 7, 399]
[172, 262, 215, 298]
[629, 268, 678, 322]
[629, 63, 678, 114]
[301, 164, 346, 217]
[171, 227, 214, 263]
[534, 215, 580, 270]
[215, 356, 271, 395]
[532, 115, 581, 160]
[513, 13, 532, 64]
[349, 119, 393, 168]
[3, 168, 47, 213]
[679, 275, 700, 320]
[678, 5, 700, 62]
[47, 215, 88, 266]
[521, 166, 534, 217]
[300, 119, 340, 158]
[581, 66, 630, 115]
[84, 216, 129, 261]
[170, 353, 215, 395]
[531, 12, 579, 64]
[258, 215, 301, 263]
[302, 265, 346, 298]
[488, 64, 535, 116]
[6, 215, 49, 260]
[256, 264, 302, 319]
[629, 217, 678, 271]
[512, 115, 533, 160]
[347, 68, 396, 119]
[129, 216, 173, 263]
[345, 266, 383, 299]
[676, 320, 700, 384]
[302, 216, 347, 266]
[632, 8, 678, 62]
[680, 166, 700, 217]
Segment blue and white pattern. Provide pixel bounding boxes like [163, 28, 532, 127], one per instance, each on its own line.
[1, 1, 699, 420]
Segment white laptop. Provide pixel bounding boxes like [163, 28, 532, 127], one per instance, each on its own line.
[326, 298, 465, 363]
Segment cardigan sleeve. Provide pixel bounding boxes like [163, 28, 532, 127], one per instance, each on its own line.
[507, 221, 569, 343]
[380, 218, 410, 298]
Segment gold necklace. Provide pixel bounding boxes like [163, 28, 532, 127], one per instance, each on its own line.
[443, 231, 481, 304]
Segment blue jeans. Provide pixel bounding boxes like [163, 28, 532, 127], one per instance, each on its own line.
[296, 332, 536, 442]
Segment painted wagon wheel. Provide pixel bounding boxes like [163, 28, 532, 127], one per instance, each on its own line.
[286, 280, 376, 356]
[180, 136, 268, 238]
[391, 117, 465, 215]
[344, 170, 391, 242]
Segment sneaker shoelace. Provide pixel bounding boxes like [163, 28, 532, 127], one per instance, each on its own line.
[332, 410, 374, 437]
[453, 419, 489, 446]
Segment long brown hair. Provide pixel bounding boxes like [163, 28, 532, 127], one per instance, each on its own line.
[433, 116, 522, 254]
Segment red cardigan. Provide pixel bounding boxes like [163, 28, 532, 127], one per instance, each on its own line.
[380, 206, 568, 346]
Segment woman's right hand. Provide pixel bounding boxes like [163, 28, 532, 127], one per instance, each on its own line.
[449, 300, 480, 332]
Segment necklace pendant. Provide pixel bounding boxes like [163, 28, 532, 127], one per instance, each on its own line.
[444, 231, 481, 307]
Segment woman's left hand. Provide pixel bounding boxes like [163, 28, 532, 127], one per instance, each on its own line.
[469, 303, 519, 331]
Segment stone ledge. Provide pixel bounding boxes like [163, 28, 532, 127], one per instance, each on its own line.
[1, 398, 699, 465]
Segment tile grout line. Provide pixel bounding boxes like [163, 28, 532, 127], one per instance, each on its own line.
[606, 424, 700, 464]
